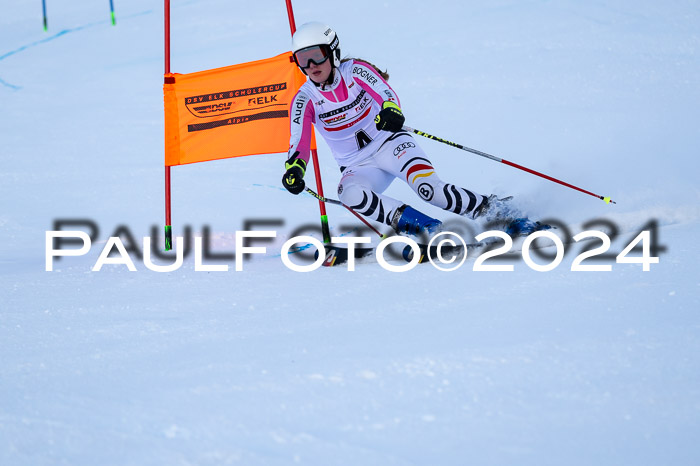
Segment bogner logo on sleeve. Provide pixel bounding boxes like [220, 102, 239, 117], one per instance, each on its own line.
[352, 66, 378, 85]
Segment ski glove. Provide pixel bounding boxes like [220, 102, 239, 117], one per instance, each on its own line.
[374, 101, 405, 132]
[282, 152, 307, 195]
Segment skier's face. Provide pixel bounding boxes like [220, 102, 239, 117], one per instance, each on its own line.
[307, 58, 332, 84]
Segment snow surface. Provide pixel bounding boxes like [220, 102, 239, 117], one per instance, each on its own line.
[2, 0, 700, 464]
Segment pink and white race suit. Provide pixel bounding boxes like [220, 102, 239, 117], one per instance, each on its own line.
[288, 59, 486, 226]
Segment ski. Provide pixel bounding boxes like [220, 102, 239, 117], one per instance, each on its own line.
[315, 244, 375, 267]
[308, 218, 555, 267]
[402, 238, 491, 264]
[406, 217, 554, 264]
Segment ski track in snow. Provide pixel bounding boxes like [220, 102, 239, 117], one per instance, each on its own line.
[0, 10, 153, 90]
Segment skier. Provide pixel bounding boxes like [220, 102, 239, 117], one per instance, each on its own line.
[282, 21, 516, 236]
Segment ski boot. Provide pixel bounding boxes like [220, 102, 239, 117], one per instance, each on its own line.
[391, 204, 442, 236]
[505, 218, 552, 236]
[473, 195, 551, 236]
[471, 194, 515, 221]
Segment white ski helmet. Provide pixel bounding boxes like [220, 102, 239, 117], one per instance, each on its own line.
[291, 22, 341, 69]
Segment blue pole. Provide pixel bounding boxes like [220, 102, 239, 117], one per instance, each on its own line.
[42, 0, 48, 31]
[109, 0, 116, 25]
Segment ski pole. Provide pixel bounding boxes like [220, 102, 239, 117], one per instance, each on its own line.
[305, 188, 386, 239]
[403, 125, 616, 204]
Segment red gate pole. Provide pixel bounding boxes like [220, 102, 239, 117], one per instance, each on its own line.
[284, 0, 296, 33]
[164, 0, 173, 250]
[284, 0, 331, 243]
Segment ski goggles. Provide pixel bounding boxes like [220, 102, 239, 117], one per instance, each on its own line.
[294, 45, 330, 69]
